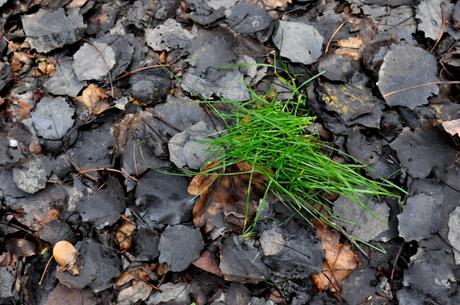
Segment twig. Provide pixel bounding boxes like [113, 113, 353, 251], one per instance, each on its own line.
[430, 2, 446, 53]
[383, 81, 460, 98]
[83, 39, 115, 98]
[78, 167, 138, 182]
[390, 243, 404, 281]
[325, 20, 348, 53]
[113, 64, 169, 82]
[39, 255, 54, 285]
[66, 154, 99, 182]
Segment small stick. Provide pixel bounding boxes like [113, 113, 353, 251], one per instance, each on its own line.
[430, 2, 446, 53]
[39, 255, 54, 285]
[83, 39, 115, 98]
[325, 20, 348, 53]
[383, 81, 460, 98]
[78, 167, 138, 182]
[114, 64, 169, 82]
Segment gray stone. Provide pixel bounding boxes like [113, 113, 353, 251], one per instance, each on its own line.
[21, 8, 85, 53]
[272, 21, 324, 65]
[226, 2, 272, 34]
[207, 0, 238, 10]
[133, 228, 160, 261]
[168, 121, 214, 169]
[377, 44, 439, 109]
[73, 42, 116, 81]
[398, 193, 443, 241]
[0, 62, 12, 91]
[37, 220, 76, 245]
[145, 18, 195, 52]
[147, 283, 190, 305]
[334, 196, 390, 242]
[341, 268, 379, 305]
[135, 170, 194, 225]
[214, 70, 250, 101]
[181, 72, 214, 98]
[0, 267, 14, 301]
[159, 225, 204, 272]
[220, 235, 270, 284]
[448, 207, 460, 264]
[43, 57, 86, 97]
[129, 71, 172, 104]
[416, 0, 443, 40]
[30, 96, 75, 140]
[12, 157, 48, 194]
[318, 55, 353, 82]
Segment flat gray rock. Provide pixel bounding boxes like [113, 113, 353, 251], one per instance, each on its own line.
[416, 0, 443, 40]
[158, 225, 204, 272]
[272, 21, 323, 65]
[377, 44, 439, 109]
[220, 235, 270, 284]
[30, 96, 75, 140]
[448, 207, 460, 264]
[145, 18, 195, 52]
[21, 8, 85, 53]
[73, 42, 116, 81]
[398, 193, 443, 241]
[334, 196, 390, 242]
[12, 157, 48, 194]
[43, 57, 86, 97]
[147, 283, 190, 305]
[226, 2, 272, 34]
[0, 267, 15, 301]
[0, 62, 12, 91]
[117, 281, 152, 305]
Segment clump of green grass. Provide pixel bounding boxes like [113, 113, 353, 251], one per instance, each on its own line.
[202, 70, 402, 251]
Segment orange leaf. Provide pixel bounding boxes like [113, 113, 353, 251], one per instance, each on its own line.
[311, 223, 359, 292]
[442, 119, 460, 136]
[75, 84, 110, 115]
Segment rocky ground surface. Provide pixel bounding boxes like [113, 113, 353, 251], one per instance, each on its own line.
[1, 0, 460, 304]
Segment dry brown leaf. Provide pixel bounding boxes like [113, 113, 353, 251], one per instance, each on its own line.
[261, 0, 292, 9]
[32, 58, 56, 77]
[311, 223, 359, 292]
[5, 239, 36, 258]
[7, 98, 32, 120]
[442, 119, 460, 136]
[66, 0, 89, 9]
[189, 161, 266, 233]
[334, 36, 363, 60]
[192, 250, 222, 277]
[115, 222, 136, 251]
[53, 240, 79, 275]
[75, 84, 110, 115]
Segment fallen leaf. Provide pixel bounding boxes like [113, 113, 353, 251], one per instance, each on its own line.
[334, 36, 363, 60]
[115, 222, 136, 251]
[53, 240, 79, 275]
[442, 119, 460, 136]
[261, 0, 292, 9]
[75, 84, 110, 115]
[5, 238, 37, 258]
[311, 223, 359, 292]
[192, 250, 222, 277]
[7, 98, 32, 120]
[189, 161, 266, 234]
[32, 58, 56, 77]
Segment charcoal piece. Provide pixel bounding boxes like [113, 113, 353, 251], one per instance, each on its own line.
[341, 268, 379, 305]
[145, 18, 195, 52]
[390, 127, 455, 179]
[73, 42, 116, 81]
[226, 2, 272, 34]
[129, 71, 172, 104]
[12, 157, 49, 194]
[272, 21, 323, 65]
[158, 225, 204, 272]
[135, 170, 194, 225]
[43, 57, 86, 97]
[448, 207, 460, 264]
[416, 0, 443, 40]
[30, 96, 75, 140]
[322, 83, 379, 122]
[334, 196, 390, 242]
[148, 283, 190, 305]
[398, 193, 443, 241]
[56, 239, 121, 293]
[377, 44, 439, 109]
[72, 176, 126, 229]
[132, 228, 160, 261]
[21, 8, 85, 53]
[379, 110, 403, 141]
[346, 128, 382, 165]
[168, 121, 214, 170]
[220, 235, 270, 284]
[260, 227, 323, 278]
[37, 220, 75, 245]
[403, 242, 456, 304]
[0, 62, 11, 91]
[318, 55, 353, 82]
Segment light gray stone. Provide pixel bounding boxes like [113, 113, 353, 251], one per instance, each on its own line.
[73, 42, 116, 81]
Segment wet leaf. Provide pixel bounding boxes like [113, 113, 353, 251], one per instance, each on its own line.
[311, 223, 360, 292]
[188, 162, 266, 233]
[53, 240, 79, 275]
[75, 84, 110, 115]
[442, 119, 460, 136]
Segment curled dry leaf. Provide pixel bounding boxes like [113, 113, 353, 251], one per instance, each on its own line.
[53, 240, 79, 275]
[261, 0, 292, 9]
[75, 84, 110, 115]
[32, 58, 56, 77]
[188, 161, 267, 234]
[115, 222, 136, 251]
[334, 36, 363, 60]
[311, 223, 359, 292]
[442, 119, 460, 136]
[192, 250, 222, 277]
